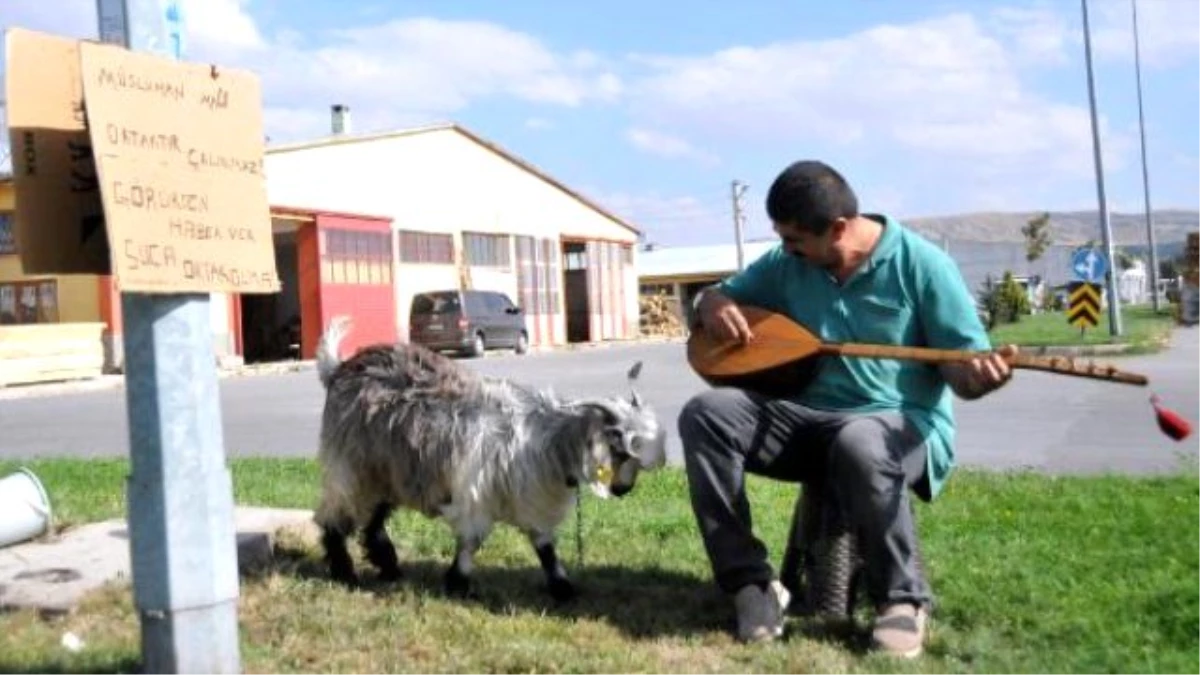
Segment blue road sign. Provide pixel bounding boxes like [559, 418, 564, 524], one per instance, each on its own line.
[1071, 247, 1108, 283]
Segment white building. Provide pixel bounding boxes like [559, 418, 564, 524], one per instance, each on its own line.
[261, 110, 641, 354]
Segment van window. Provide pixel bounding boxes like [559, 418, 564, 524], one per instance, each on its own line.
[411, 292, 460, 315]
[486, 292, 517, 313]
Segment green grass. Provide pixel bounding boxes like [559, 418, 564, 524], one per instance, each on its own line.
[988, 304, 1176, 354]
[0, 458, 1196, 673]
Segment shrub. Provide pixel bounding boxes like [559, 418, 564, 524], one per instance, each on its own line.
[980, 271, 1031, 328]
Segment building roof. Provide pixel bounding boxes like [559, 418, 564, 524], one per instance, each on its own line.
[638, 239, 779, 279]
[266, 123, 641, 236]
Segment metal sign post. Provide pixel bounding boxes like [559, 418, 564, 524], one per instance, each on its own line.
[1069, 246, 1107, 336]
[94, 0, 242, 672]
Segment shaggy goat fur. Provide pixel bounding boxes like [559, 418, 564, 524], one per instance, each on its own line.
[313, 316, 667, 600]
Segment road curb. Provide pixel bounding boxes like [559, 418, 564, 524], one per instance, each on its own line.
[1018, 343, 1133, 357]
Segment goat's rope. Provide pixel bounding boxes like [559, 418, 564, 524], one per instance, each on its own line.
[574, 484, 584, 568]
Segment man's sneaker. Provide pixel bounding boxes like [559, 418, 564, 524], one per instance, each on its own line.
[733, 580, 792, 643]
[871, 602, 928, 658]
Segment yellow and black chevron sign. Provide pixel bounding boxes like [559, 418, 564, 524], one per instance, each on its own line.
[1067, 282, 1101, 328]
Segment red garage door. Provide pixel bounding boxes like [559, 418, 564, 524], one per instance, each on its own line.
[313, 213, 396, 357]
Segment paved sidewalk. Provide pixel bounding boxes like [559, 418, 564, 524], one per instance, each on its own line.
[0, 507, 318, 614]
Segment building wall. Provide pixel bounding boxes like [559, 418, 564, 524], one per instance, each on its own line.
[0, 181, 103, 325]
[265, 127, 640, 344]
[1, 179, 238, 369]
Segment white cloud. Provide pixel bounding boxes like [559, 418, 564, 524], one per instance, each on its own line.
[989, 5, 1072, 66]
[623, 12, 1137, 210]
[1089, 0, 1200, 66]
[298, 18, 619, 111]
[233, 17, 622, 141]
[524, 117, 554, 130]
[624, 128, 719, 165]
[184, 0, 265, 56]
[588, 189, 753, 246]
[0, 0, 623, 144]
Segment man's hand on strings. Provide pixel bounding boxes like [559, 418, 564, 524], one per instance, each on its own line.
[941, 344, 1018, 400]
[697, 290, 754, 344]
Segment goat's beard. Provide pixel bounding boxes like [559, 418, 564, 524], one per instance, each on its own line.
[588, 480, 613, 499]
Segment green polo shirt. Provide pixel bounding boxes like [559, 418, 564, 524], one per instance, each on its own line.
[717, 214, 991, 500]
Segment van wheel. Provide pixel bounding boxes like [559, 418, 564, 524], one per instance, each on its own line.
[514, 331, 529, 355]
[468, 333, 486, 357]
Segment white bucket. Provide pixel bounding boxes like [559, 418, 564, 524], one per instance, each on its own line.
[0, 468, 53, 549]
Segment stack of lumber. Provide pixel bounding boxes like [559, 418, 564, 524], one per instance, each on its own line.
[639, 293, 686, 338]
[0, 323, 106, 387]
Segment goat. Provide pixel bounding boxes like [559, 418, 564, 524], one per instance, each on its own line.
[312, 316, 667, 601]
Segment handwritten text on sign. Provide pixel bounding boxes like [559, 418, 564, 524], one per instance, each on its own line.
[79, 41, 280, 294]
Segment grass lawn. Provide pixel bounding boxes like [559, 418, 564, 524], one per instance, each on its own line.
[988, 304, 1176, 354]
[0, 458, 1196, 674]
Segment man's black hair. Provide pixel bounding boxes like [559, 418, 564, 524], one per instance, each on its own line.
[765, 160, 859, 235]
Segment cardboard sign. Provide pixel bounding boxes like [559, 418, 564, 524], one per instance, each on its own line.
[4, 28, 110, 274]
[78, 40, 279, 293]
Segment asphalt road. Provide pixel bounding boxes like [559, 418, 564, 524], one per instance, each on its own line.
[1, 327, 1196, 476]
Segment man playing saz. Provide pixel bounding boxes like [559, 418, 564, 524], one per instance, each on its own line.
[678, 160, 1016, 657]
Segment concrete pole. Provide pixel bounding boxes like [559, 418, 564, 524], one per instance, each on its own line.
[1131, 0, 1161, 310]
[94, 0, 242, 672]
[1081, 0, 1123, 336]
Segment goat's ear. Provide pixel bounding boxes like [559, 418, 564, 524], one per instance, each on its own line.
[630, 390, 643, 408]
[627, 361, 643, 383]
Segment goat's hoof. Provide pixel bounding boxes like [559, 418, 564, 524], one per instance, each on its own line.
[330, 571, 360, 589]
[377, 566, 403, 583]
[548, 578, 577, 603]
[444, 568, 475, 599]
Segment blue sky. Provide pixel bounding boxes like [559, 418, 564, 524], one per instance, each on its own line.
[3, 0, 1197, 245]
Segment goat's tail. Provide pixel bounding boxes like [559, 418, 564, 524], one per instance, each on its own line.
[316, 315, 353, 388]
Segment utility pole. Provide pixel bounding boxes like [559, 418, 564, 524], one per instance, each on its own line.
[1081, 0, 1123, 336]
[95, 0, 242, 672]
[1131, 0, 1161, 311]
[731, 180, 748, 271]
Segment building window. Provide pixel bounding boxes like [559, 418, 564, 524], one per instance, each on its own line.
[563, 243, 587, 271]
[620, 243, 633, 266]
[399, 230, 454, 264]
[463, 232, 511, 268]
[322, 228, 393, 285]
[0, 279, 58, 324]
[0, 212, 15, 255]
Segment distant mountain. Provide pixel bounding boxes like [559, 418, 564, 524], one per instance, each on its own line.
[904, 209, 1198, 246]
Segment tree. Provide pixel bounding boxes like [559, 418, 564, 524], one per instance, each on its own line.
[1022, 211, 1053, 263]
[1160, 257, 1179, 281]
